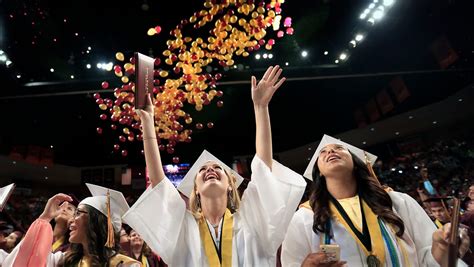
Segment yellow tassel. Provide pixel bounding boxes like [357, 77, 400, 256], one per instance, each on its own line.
[105, 190, 115, 248]
[364, 151, 381, 186]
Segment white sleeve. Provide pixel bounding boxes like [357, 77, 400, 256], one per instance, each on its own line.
[238, 155, 306, 256]
[281, 208, 315, 267]
[122, 178, 188, 265]
[390, 192, 467, 267]
[1, 244, 63, 267]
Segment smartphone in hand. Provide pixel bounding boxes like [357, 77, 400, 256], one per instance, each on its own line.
[320, 244, 341, 262]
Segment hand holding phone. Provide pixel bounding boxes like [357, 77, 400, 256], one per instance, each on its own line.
[319, 244, 341, 262]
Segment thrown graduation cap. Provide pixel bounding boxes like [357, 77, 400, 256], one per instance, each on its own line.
[303, 134, 378, 181]
[80, 183, 130, 248]
[177, 150, 244, 198]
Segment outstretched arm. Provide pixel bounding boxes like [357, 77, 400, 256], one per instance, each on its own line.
[251, 65, 286, 170]
[136, 94, 166, 187]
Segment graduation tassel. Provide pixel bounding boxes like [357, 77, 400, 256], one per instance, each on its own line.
[105, 190, 115, 248]
[364, 151, 381, 186]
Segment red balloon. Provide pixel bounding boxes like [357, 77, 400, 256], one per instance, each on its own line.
[154, 26, 162, 34]
[172, 157, 180, 164]
[167, 147, 175, 154]
[207, 122, 214, 128]
[216, 90, 224, 97]
[100, 114, 107, 120]
[111, 124, 117, 130]
[101, 81, 109, 89]
[93, 93, 101, 99]
[196, 123, 204, 130]
[119, 135, 126, 142]
[217, 100, 224, 107]
[96, 127, 103, 134]
[154, 58, 161, 66]
[113, 144, 120, 150]
[121, 150, 128, 157]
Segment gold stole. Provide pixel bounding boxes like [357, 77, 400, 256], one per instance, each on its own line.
[198, 209, 233, 267]
[329, 199, 386, 265]
[141, 254, 148, 267]
[434, 219, 443, 229]
[51, 236, 65, 252]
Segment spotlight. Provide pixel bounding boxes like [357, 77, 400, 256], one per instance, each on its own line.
[255, 54, 261, 60]
[86, 64, 91, 69]
[373, 10, 384, 20]
[324, 51, 328, 55]
[339, 53, 347, 60]
[263, 53, 268, 59]
[383, 0, 394, 6]
[301, 50, 308, 57]
[268, 53, 273, 59]
[355, 34, 364, 41]
[50, 68, 55, 72]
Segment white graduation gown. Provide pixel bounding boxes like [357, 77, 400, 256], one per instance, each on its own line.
[281, 191, 467, 267]
[123, 156, 307, 267]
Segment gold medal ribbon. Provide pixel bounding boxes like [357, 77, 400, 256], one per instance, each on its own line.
[329, 198, 386, 265]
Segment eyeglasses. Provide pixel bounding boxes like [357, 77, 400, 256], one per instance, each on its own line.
[73, 209, 88, 218]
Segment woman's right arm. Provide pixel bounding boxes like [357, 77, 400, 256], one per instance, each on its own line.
[136, 94, 166, 187]
[4, 194, 70, 267]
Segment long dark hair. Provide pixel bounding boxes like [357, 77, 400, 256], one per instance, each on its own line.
[61, 205, 120, 267]
[309, 151, 405, 237]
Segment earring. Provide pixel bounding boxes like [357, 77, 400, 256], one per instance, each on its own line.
[196, 193, 201, 211]
[228, 190, 235, 211]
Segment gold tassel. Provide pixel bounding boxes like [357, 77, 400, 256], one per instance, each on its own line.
[105, 190, 115, 248]
[364, 151, 381, 186]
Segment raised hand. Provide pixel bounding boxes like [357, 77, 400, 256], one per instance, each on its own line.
[39, 193, 73, 222]
[135, 93, 155, 126]
[251, 65, 286, 107]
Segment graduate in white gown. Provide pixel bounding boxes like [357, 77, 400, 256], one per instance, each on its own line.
[123, 65, 307, 267]
[2, 184, 140, 267]
[281, 134, 470, 267]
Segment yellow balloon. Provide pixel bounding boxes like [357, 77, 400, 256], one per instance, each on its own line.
[124, 63, 133, 70]
[99, 104, 107, 110]
[147, 28, 157, 36]
[185, 117, 193, 124]
[121, 76, 129, 83]
[195, 105, 203, 111]
[159, 71, 169, 77]
[115, 52, 125, 61]
[123, 128, 130, 135]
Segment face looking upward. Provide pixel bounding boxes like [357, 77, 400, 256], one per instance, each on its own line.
[194, 161, 231, 198]
[129, 230, 144, 248]
[55, 202, 76, 224]
[316, 144, 354, 178]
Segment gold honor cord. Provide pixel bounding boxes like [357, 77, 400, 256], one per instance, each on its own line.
[199, 209, 234, 267]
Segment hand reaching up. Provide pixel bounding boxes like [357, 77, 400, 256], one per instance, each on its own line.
[251, 65, 286, 107]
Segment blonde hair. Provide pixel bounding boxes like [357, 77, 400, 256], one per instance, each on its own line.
[189, 168, 241, 219]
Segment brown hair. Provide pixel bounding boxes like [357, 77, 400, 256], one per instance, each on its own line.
[309, 151, 405, 237]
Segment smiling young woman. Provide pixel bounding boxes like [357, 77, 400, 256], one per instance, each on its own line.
[123, 65, 307, 266]
[281, 134, 470, 267]
[3, 185, 141, 267]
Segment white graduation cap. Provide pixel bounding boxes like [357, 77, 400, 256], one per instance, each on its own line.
[80, 183, 130, 247]
[177, 150, 244, 198]
[303, 134, 378, 181]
